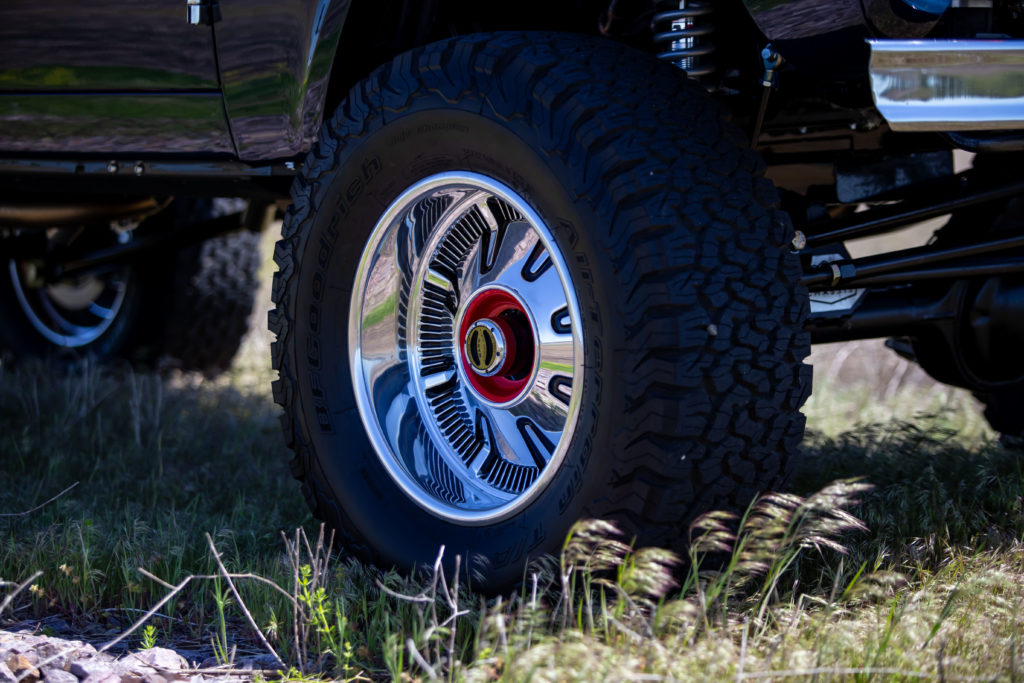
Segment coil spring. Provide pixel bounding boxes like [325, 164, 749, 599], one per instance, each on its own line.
[652, 0, 715, 78]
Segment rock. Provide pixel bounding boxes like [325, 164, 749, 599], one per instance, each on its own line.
[37, 640, 98, 669]
[6, 653, 40, 679]
[70, 659, 119, 680]
[6, 635, 45, 653]
[41, 668, 78, 683]
[0, 631, 262, 683]
[122, 649, 188, 673]
[81, 672, 122, 683]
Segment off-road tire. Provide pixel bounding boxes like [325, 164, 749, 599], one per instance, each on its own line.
[0, 199, 261, 375]
[159, 226, 262, 374]
[270, 32, 811, 588]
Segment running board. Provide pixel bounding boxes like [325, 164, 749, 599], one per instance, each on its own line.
[868, 40, 1024, 132]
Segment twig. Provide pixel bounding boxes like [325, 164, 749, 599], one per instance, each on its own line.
[282, 528, 304, 673]
[374, 580, 433, 604]
[737, 617, 749, 683]
[446, 554, 460, 675]
[21, 564, 303, 682]
[137, 568, 297, 608]
[19, 573, 194, 682]
[607, 616, 644, 644]
[0, 570, 43, 617]
[101, 607, 178, 622]
[0, 482, 78, 518]
[407, 638, 439, 681]
[737, 667, 990, 681]
[205, 532, 286, 670]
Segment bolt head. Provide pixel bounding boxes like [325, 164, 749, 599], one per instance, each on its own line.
[791, 230, 807, 251]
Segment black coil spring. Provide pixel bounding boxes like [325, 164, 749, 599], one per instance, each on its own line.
[652, 1, 715, 78]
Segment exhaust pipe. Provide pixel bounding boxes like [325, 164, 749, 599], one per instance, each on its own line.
[0, 197, 163, 227]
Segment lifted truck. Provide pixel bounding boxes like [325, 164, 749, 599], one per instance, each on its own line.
[1, 0, 1022, 588]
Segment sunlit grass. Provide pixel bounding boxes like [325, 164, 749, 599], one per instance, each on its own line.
[1, 237, 1020, 680]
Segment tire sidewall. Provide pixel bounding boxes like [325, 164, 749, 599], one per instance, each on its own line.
[291, 105, 617, 584]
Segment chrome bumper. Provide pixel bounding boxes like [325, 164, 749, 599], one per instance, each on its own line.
[868, 40, 1024, 132]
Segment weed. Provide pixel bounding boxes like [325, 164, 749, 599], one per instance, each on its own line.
[0, 268, 1020, 680]
[139, 624, 157, 650]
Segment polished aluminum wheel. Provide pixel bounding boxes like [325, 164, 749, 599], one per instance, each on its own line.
[350, 172, 585, 523]
[8, 261, 129, 348]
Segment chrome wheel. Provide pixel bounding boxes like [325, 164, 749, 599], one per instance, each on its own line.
[8, 261, 129, 348]
[351, 172, 585, 524]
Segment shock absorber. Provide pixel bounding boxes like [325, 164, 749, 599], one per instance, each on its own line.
[652, 0, 715, 78]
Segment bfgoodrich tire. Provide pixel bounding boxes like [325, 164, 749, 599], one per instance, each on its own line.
[270, 32, 811, 589]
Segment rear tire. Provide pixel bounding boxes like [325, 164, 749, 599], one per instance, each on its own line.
[0, 198, 261, 375]
[270, 32, 811, 589]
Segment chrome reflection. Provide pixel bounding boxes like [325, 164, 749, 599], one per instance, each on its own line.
[8, 260, 129, 348]
[349, 172, 585, 524]
[869, 40, 1024, 131]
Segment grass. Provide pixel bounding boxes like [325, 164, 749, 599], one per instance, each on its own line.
[1, 253, 1022, 679]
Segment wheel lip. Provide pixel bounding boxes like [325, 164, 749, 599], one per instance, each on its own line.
[7, 260, 128, 348]
[348, 170, 585, 526]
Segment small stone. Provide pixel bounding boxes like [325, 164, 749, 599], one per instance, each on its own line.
[81, 672, 122, 683]
[38, 639, 96, 667]
[70, 659, 118, 680]
[41, 668, 78, 683]
[9, 636, 45, 652]
[6, 653, 39, 679]
[124, 651, 187, 671]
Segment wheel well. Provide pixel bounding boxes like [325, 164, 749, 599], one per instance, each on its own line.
[322, 0, 615, 117]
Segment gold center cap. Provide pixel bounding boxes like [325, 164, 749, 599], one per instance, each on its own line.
[465, 319, 505, 377]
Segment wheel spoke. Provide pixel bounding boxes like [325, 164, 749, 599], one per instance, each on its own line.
[470, 220, 570, 334]
[422, 366, 456, 391]
[481, 403, 557, 470]
[467, 409, 495, 475]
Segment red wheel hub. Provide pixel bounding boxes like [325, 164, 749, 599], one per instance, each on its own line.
[458, 289, 535, 403]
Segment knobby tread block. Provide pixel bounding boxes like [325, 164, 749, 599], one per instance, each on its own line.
[162, 230, 261, 374]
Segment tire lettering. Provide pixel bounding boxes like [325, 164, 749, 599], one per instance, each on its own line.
[306, 337, 320, 368]
[334, 155, 380, 218]
[312, 271, 324, 301]
[308, 303, 319, 333]
[315, 404, 333, 433]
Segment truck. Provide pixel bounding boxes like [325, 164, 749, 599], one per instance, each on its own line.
[1, 0, 1021, 589]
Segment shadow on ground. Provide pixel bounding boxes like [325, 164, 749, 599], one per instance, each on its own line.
[793, 421, 1022, 571]
[0, 359, 308, 634]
